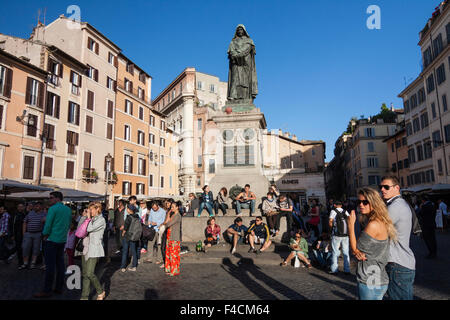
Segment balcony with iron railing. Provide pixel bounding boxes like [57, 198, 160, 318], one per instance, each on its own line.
[117, 79, 148, 104]
[82, 168, 98, 183]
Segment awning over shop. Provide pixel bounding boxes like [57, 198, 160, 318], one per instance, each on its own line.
[0, 179, 53, 196]
[7, 188, 104, 202]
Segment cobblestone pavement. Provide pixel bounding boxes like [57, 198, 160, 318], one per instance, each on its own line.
[0, 231, 449, 300]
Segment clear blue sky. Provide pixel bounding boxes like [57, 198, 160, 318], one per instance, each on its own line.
[1, 0, 439, 160]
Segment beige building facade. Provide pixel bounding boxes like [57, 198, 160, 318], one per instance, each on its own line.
[399, 1, 450, 191]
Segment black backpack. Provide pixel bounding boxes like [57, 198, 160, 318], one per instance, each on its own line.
[141, 214, 156, 242]
[127, 215, 143, 242]
[332, 208, 348, 237]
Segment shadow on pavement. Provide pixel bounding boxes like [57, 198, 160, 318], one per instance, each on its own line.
[308, 272, 356, 298]
[221, 253, 308, 300]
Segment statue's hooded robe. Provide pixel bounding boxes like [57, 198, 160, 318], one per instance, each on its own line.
[227, 24, 258, 101]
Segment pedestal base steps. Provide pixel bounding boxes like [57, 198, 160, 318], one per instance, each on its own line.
[181, 215, 288, 243]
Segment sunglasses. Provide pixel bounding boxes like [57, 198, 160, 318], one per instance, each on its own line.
[356, 200, 370, 206]
[378, 184, 397, 191]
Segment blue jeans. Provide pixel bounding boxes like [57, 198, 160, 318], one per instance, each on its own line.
[312, 250, 331, 268]
[330, 236, 350, 273]
[198, 202, 214, 217]
[386, 262, 415, 300]
[358, 282, 388, 300]
[121, 239, 139, 269]
[43, 240, 66, 293]
[236, 200, 255, 215]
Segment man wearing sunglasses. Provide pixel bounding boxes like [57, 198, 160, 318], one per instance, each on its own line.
[379, 176, 416, 300]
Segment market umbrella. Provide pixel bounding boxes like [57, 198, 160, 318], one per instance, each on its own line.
[8, 187, 104, 202]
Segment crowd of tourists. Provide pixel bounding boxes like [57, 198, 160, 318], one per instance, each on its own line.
[0, 176, 447, 300]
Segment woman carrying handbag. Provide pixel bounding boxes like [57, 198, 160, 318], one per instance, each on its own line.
[75, 202, 106, 300]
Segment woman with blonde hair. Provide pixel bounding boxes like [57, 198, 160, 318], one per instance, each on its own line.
[76, 201, 106, 300]
[348, 187, 397, 300]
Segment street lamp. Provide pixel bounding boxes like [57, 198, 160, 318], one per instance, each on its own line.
[105, 153, 113, 205]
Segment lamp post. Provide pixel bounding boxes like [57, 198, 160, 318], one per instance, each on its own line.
[148, 150, 153, 196]
[105, 153, 112, 205]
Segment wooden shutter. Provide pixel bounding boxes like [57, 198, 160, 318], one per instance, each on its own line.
[130, 81, 133, 93]
[94, 69, 98, 82]
[4, 68, 12, 98]
[23, 156, 34, 180]
[114, 56, 118, 68]
[59, 64, 63, 78]
[84, 152, 91, 169]
[129, 183, 132, 195]
[45, 92, 53, 115]
[74, 132, 79, 145]
[67, 102, 72, 122]
[37, 81, 44, 109]
[75, 104, 80, 125]
[86, 115, 93, 133]
[78, 74, 82, 87]
[107, 123, 113, 140]
[43, 157, 53, 177]
[95, 42, 99, 55]
[55, 95, 60, 119]
[122, 182, 126, 195]
[107, 100, 114, 118]
[70, 71, 74, 84]
[48, 124, 55, 149]
[66, 131, 72, 145]
[47, 59, 53, 72]
[124, 155, 127, 173]
[111, 157, 115, 171]
[130, 101, 133, 115]
[130, 156, 133, 173]
[0, 105, 3, 129]
[25, 77, 32, 104]
[142, 184, 145, 195]
[87, 90, 94, 110]
[66, 161, 74, 179]
[143, 159, 146, 176]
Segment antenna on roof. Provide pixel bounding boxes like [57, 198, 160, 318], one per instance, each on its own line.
[43, 7, 47, 26]
[37, 8, 41, 26]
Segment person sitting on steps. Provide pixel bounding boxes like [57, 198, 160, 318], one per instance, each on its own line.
[280, 231, 312, 269]
[214, 187, 229, 216]
[198, 185, 214, 218]
[235, 184, 256, 216]
[247, 216, 272, 254]
[225, 217, 249, 254]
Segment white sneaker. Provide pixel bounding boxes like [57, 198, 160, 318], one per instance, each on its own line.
[231, 247, 236, 254]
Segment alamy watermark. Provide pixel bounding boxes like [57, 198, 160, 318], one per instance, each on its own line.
[66, 5, 81, 30]
[366, 5, 381, 30]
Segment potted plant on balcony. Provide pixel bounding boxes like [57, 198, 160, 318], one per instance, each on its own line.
[91, 170, 98, 182]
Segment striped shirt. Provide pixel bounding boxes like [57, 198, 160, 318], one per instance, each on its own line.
[0, 212, 10, 235]
[24, 210, 46, 233]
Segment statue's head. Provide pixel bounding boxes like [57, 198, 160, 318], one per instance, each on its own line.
[236, 26, 245, 37]
[233, 24, 250, 39]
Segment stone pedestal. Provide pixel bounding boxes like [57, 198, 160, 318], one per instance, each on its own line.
[209, 104, 269, 203]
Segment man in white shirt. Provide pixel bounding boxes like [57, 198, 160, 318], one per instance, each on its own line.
[437, 199, 448, 229]
[328, 200, 350, 275]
